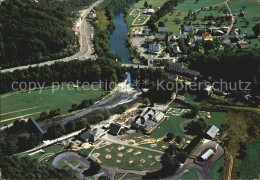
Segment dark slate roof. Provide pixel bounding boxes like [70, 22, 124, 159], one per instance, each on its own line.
[29, 118, 45, 135]
[79, 130, 95, 141]
[108, 123, 122, 135]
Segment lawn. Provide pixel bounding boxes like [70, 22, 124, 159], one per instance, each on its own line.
[92, 143, 162, 171]
[0, 84, 108, 125]
[210, 156, 225, 179]
[180, 170, 198, 180]
[240, 139, 260, 179]
[157, 0, 226, 35]
[17, 145, 63, 160]
[228, 0, 259, 35]
[67, 158, 80, 166]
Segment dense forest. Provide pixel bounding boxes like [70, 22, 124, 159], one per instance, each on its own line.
[0, 0, 96, 69]
[0, 154, 77, 179]
[180, 47, 260, 94]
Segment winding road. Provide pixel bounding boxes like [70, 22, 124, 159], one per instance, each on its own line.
[163, 141, 224, 180]
[0, 0, 104, 73]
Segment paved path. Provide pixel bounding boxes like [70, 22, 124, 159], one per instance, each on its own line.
[0, 0, 104, 73]
[163, 141, 224, 180]
[102, 136, 164, 154]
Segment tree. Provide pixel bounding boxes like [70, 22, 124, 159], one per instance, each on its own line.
[5, 141, 18, 155]
[144, 1, 148, 8]
[65, 120, 76, 133]
[17, 136, 29, 152]
[82, 161, 101, 176]
[104, 111, 112, 120]
[184, 118, 206, 136]
[175, 135, 183, 144]
[164, 132, 175, 142]
[143, 98, 150, 107]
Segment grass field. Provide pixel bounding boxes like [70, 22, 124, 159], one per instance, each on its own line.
[157, 0, 225, 35]
[229, 0, 259, 34]
[210, 156, 225, 179]
[95, 10, 109, 30]
[240, 139, 260, 179]
[17, 145, 63, 160]
[0, 84, 108, 125]
[92, 143, 162, 171]
[180, 170, 198, 180]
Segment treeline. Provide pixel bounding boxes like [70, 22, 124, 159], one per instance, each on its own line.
[0, 154, 77, 179]
[0, 0, 81, 69]
[180, 47, 260, 94]
[0, 58, 124, 94]
[147, 0, 179, 31]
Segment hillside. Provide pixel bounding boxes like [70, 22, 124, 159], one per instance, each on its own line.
[0, 0, 94, 69]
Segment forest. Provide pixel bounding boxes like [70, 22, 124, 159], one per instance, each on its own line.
[0, 0, 95, 69]
[180, 47, 260, 94]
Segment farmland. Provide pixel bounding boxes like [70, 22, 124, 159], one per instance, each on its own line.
[0, 84, 108, 125]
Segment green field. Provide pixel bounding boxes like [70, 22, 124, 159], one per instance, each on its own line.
[180, 170, 198, 180]
[0, 85, 108, 125]
[229, 0, 259, 34]
[240, 140, 260, 179]
[17, 145, 63, 160]
[92, 143, 162, 171]
[157, 0, 225, 35]
[210, 156, 225, 179]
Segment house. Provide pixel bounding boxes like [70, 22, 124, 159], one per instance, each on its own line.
[237, 40, 251, 49]
[194, 35, 203, 43]
[172, 45, 182, 57]
[158, 26, 167, 33]
[153, 112, 164, 123]
[222, 36, 231, 46]
[143, 109, 155, 121]
[28, 118, 45, 135]
[79, 130, 99, 143]
[143, 121, 156, 132]
[184, 26, 194, 33]
[235, 10, 245, 17]
[108, 123, 124, 136]
[230, 28, 240, 36]
[167, 62, 200, 77]
[180, 33, 187, 39]
[148, 43, 160, 54]
[202, 33, 213, 41]
[88, 9, 96, 19]
[168, 35, 178, 44]
[143, 9, 155, 14]
[201, 149, 214, 160]
[196, 28, 206, 36]
[207, 125, 220, 138]
[212, 29, 225, 36]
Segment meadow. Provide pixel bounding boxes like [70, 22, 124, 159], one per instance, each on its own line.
[0, 84, 108, 125]
[240, 140, 260, 179]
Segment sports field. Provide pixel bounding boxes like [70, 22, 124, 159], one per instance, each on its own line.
[0, 84, 108, 125]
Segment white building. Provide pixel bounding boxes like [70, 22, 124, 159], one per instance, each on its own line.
[207, 125, 220, 138]
[201, 149, 214, 160]
[153, 112, 164, 123]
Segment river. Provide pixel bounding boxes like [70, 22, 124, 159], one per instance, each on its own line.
[109, 1, 135, 64]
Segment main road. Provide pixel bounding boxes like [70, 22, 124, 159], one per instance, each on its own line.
[0, 0, 104, 73]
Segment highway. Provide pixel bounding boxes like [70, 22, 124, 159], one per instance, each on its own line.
[0, 0, 103, 73]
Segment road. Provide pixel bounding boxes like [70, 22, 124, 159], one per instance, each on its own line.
[0, 0, 103, 73]
[163, 141, 224, 180]
[52, 152, 147, 179]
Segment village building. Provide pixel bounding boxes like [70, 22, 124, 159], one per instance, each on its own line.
[88, 9, 96, 19]
[108, 123, 125, 136]
[148, 43, 160, 54]
[202, 33, 213, 41]
[200, 149, 214, 160]
[172, 45, 182, 57]
[222, 36, 231, 46]
[158, 26, 167, 33]
[153, 112, 164, 123]
[207, 125, 220, 139]
[237, 40, 251, 49]
[143, 9, 155, 14]
[79, 130, 99, 143]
